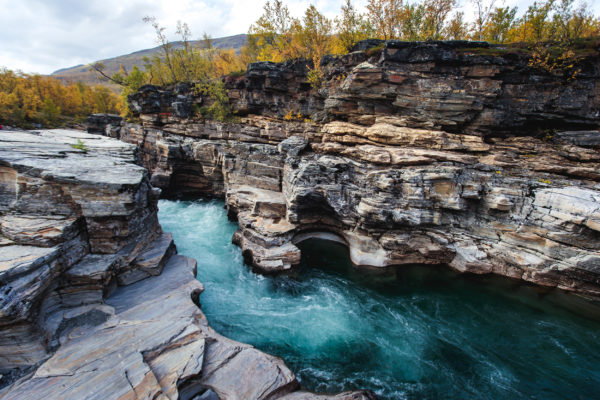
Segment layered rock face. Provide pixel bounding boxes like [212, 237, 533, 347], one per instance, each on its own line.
[229, 40, 599, 135]
[0, 129, 159, 370]
[0, 130, 373, 399]
[93, 40, 600, 298]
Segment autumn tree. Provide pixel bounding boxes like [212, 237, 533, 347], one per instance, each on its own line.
[366, 0, 403, 40]
[302, 6, 337, 87]
[293, 5, 336, 60]
[140, 19, 215, 85]
[0, 68, 122, 128]
[552, 0, 600, 40]
[482, 6, 518, 42]
[173, 21, 195, 81]
[143, 16, 178, 83]
[248, 2, 343, 88]
[509, 0, 555, 42]
[336, 0, 374, 52]
[398, 3, 427, 40]
[421, 0, 457, 39]
[210, 48, 249, 77]
[446, 11, 470, 39]
[130, 18, 252, 120]
[571, 4, 600, 38]
[247, 0, 295, 62]
[88, 86, 121, 114]
[472, 0, 497, 40]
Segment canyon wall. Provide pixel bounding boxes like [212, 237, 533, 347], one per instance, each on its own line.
[90, 40, 600, 298]
[0, 130, 373, 399]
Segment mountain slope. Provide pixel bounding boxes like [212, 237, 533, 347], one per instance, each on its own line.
[51, 34, 247, 88]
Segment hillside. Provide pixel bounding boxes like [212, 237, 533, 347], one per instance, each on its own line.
[51, 34, 247, 88]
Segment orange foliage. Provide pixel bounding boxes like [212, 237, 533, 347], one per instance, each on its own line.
[0, 68, 123, 128]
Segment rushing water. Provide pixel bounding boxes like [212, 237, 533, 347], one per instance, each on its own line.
[158, 199, 600, 400]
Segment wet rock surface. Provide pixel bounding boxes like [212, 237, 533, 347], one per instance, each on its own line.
[0, 129, 365, 399]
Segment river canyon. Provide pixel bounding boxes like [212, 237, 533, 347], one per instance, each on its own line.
[1, 40, 599, 399]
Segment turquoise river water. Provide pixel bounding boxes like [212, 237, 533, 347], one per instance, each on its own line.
[158, 199, 600, 400]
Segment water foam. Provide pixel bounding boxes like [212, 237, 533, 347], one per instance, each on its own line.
[159, 199, 600, 400]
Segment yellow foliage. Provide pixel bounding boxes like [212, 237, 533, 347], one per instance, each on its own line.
[249, 0, 600, 53]
[246, 0, 599, 88]
[283, 109, 304, 121]
[0, 68, 123, 128]
[247, 0, 296, 62]
[211, 48, 249, 77]
[283, 110, 306, 122]
[248, 2, 341, 63]
[336, 0, 374, 51]
[366, 0, 403, 40]
[140, 19, 251, 86]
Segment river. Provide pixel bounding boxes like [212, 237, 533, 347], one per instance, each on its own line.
[159, 198, 600, 399]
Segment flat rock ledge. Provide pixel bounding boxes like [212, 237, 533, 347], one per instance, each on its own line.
[0, 130, 374, 400]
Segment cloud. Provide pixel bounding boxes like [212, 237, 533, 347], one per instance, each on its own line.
[0, 0, 160, 73]
[0, 0, 598, 75]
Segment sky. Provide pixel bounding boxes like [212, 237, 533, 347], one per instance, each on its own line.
[1, 0, 599, 75]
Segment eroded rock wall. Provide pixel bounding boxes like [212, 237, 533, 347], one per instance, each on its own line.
[0, 129, 374, 400]
[229, 40, 600, 135]
[91, 40, 600, 298]
[0, 129, 161, 370]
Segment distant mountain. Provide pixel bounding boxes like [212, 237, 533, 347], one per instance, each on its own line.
[51, 34, 247, 89]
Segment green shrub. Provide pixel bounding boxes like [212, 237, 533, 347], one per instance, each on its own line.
[71, 139, 88, 153]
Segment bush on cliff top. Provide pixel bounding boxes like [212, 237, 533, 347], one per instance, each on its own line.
[247, 0, 599, 60]
[92, 18, 249, 120]
[245, 0, 599, 89]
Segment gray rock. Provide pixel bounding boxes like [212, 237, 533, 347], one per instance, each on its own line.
[0, 215, 81, 247]
[115, 103, 600, 298]
[278, 136, 309, 157]
[86, 114, 124, 138]
[172, 100, 192, 118]
[117, 232, 175, 285]
[554, 130, 600, 147]
[0, 128, 370, 400]
[0, 129, 160, 370]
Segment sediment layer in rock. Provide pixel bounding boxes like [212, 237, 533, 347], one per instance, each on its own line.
[91, 40, 600, 297]
[1, 254, 301, 400]
[0, 129, 160, 370]
[0, 129, 371, 399]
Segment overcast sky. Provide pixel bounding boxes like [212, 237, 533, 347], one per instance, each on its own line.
[1, 0, 599, 75]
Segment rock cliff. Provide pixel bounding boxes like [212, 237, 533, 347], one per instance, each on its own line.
[0, 129, 373, 399]
[90, 40, 600, 298]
